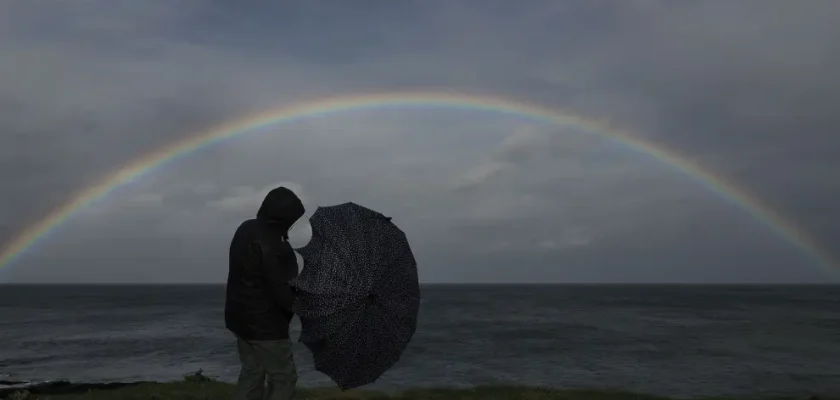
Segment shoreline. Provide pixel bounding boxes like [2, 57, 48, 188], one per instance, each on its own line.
[0, 380, 153, 395]
[1, 378, 834, 400]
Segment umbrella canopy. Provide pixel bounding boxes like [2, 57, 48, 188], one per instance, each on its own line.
[290, 202, 420, 390]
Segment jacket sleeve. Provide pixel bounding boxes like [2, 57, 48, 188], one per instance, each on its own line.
[251, 241, 296, 311]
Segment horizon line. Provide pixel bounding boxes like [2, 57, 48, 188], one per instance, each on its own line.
[2, 282, 838, 286]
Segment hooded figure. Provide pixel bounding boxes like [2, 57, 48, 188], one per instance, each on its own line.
[225, 186, 305, 400]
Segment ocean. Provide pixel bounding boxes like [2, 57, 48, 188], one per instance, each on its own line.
[1, 284, 838, 397]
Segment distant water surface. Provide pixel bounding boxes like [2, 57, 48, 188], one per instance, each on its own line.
[1, 284, 838, 397]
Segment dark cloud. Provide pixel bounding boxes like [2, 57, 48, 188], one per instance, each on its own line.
[1, 0, 839, 282]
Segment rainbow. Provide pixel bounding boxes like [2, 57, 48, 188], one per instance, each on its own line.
[0, 91, 835, 279]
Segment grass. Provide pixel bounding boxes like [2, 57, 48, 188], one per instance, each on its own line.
[3, 374, 833, 400]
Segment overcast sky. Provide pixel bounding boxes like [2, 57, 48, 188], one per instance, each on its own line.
[1, 1, 839, 283]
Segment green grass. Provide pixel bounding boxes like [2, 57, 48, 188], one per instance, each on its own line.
[4, 375, 833, 400]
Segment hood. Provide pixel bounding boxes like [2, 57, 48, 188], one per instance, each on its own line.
[256, 186, 305, 231]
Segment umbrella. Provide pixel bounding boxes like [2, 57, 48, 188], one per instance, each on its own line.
[290, 202, 420, 390]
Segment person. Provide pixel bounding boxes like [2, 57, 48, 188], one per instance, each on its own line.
[225, 186, 305, 400]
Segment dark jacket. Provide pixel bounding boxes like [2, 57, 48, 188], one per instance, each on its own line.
[225, 187, 305, 341]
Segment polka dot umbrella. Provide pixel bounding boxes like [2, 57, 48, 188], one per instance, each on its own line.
[290, 202, 420, 390]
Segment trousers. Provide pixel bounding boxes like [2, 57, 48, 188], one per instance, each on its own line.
[233, 336, 298, 400]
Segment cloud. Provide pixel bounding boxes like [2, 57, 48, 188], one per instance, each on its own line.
[1, 0, 838, 283]
[206, 182, 308, 215]
[451, 124, 613, 190]
[451, 126, 550, 189]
